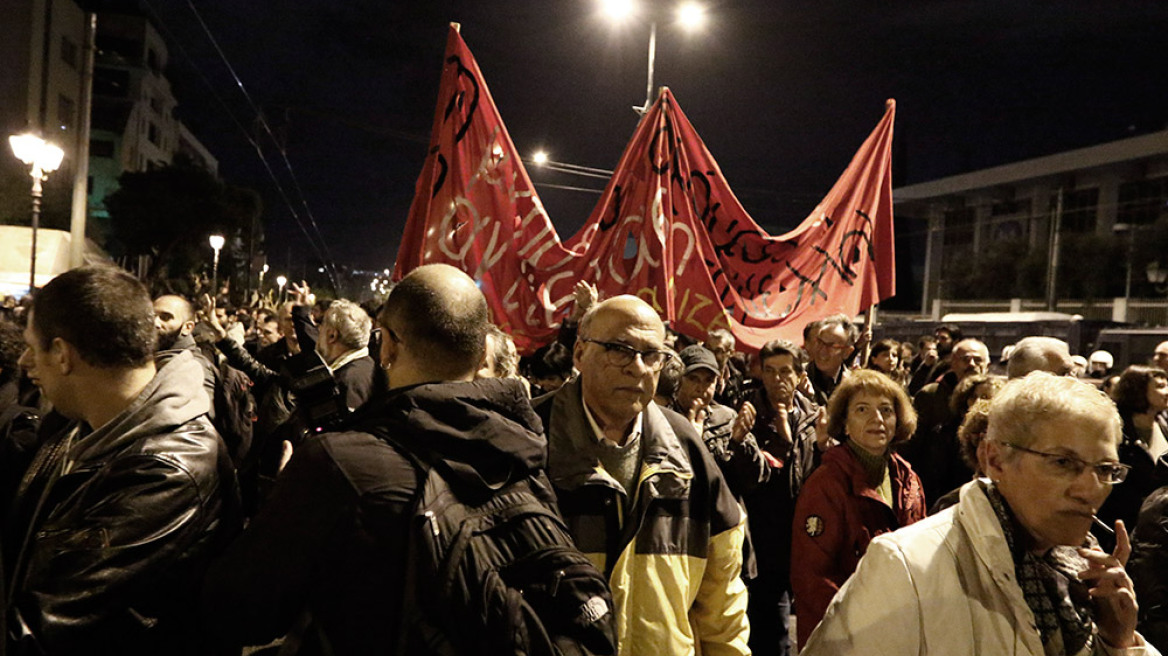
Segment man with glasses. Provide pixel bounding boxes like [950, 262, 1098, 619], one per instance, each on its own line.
[802, 372, 1161, 656]
[535, 295, 750, 656]
[908, 338, 990, 503]
[807, 314, 859, 406]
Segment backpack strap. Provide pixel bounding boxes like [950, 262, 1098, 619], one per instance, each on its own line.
[374, 431, 457, 656]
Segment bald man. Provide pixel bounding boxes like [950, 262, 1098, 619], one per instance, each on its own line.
[534, 295, 751, 656]
[203, 264, 614, 653]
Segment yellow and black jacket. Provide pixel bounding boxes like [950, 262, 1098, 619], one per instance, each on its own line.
[536, 378, 750, 656]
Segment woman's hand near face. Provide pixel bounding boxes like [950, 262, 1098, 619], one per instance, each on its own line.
[1078, 520, 1139, 649]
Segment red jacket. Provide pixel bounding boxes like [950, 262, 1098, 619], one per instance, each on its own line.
[789, 443, 926, 647]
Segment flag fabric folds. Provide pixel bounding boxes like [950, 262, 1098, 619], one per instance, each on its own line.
[396, 25, 897, 353]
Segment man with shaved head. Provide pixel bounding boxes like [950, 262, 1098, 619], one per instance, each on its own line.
[203, 264, 615, 653]
[535, 294, 751, 656]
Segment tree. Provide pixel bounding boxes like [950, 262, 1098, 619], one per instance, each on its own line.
[104, 158, 263, 298]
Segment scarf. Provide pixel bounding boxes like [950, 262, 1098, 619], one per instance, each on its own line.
[982, 481, 1096, 656]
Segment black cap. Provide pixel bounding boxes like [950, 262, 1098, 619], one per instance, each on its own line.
[679, 345, 720, 376]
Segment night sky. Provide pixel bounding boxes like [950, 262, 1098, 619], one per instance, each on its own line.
[143, 0, 1168, 274]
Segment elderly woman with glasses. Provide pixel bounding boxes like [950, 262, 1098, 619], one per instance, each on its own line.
[790, 369, 927, 648]
[801, 373, 1159, 656]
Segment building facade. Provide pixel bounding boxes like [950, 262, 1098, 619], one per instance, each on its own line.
[0, 0, 89, 231]
[895, 130, 1168, 318]
[0, 0, 217, 246]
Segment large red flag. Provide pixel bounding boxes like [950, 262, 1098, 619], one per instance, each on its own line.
[394, 25, 581, 353]
[396, 25, 897, 353]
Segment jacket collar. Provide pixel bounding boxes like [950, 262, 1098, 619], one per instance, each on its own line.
[823, 443, 910, 507]
[547, 378, 692, 494]
[954, 479, 1046, 653]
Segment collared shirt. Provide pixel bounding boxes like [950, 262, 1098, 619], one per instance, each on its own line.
[323, 346, 369, 375]
[582, 400, 644, 502]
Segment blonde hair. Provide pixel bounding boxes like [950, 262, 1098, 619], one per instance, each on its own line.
[986, 371, 1121, 460]
[825, 370, 917, 446]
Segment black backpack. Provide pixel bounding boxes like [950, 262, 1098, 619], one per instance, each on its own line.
[390, 438, 617, 656]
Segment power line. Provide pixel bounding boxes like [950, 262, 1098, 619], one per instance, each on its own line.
[145, 0, 341, 289]
[142, 0, 336, 283]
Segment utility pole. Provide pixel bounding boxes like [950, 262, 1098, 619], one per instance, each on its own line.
[69, 13, 96, 268]
[1045, 188, 1064, 311]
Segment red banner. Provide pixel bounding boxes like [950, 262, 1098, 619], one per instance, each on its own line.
[396, 26, 897, 353]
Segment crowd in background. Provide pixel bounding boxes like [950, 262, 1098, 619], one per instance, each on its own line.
[0, 270, 1167, 655]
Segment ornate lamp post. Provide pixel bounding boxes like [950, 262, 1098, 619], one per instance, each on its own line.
[8, 133, 65, 292]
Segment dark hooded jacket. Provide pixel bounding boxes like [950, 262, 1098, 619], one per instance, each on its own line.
[201, 377, 550, 656]
[5, 351, 239, 656]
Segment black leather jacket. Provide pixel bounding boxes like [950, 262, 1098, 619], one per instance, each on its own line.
[5, 351, 241, 656]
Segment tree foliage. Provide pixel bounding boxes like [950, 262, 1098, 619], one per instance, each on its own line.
[104, 158, 263, 294]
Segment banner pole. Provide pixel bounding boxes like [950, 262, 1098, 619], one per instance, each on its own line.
[860, 304, 877, 367]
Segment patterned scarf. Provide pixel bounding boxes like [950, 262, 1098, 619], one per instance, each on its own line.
[982, 481, 1096, 656]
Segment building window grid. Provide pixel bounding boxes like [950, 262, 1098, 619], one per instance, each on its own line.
[61, 36, 78, 69]
[943, 207, 976, 247]
[1117, 178, 1168, 226]
[1056, 188, 1100, 234]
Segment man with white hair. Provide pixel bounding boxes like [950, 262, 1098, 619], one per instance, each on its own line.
[802, 373, 1161, 655]
[1007, 336, 1074, 379]
[312, 299, 376, 412]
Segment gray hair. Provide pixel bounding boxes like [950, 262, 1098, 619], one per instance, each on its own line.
[323, 299, 372, 350]
[986, 372, 1121, 460]
[819, 313, 860, 345]
[1006, 336, 1072, 379]
[485, 325, 519, 378]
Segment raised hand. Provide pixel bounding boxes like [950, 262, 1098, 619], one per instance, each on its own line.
[731, 401, 756, 443]
[290, 281, 313, 306]
[202, 294, 227, 341]
[1078, 519, 1138, 649]
[570, 281, 598, 320]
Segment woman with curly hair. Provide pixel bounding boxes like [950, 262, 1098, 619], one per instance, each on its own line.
[790, 370, 926, 648]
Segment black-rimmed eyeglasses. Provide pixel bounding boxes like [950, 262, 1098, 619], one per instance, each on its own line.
[582, 338, 672, 372]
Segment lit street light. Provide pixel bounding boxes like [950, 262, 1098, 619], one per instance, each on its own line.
[276, 275, 288, 303]
[532, 150, 549, 165]
[599, 0, 709, 115]
[209, 234, 226, 300]
[9, 133, 65, 292]
[259, 263, 269, 294]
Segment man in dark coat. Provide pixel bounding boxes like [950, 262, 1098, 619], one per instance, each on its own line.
[8, 266, 238, 656]
[201, 264, 594, 655]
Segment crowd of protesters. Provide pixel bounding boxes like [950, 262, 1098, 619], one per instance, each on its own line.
[1, 267, 1168, 655]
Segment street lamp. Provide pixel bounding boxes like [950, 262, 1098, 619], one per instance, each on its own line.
[1147, 262, 1168, 326]
[208, 234, 225, 299]
[276, 275, 287, 303]
[259, 263, 269, 293]
[599, 0, 709, 115]
[9, 133, 65, 292]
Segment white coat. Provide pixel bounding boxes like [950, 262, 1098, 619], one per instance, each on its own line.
[800, 480, 1161, 656]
